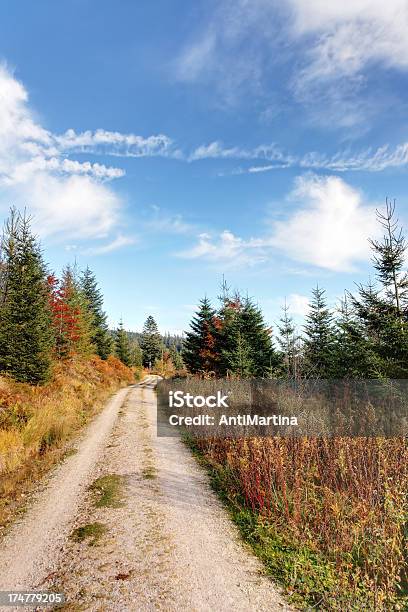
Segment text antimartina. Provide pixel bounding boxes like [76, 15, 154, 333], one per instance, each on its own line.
[168, 414, 299, 427]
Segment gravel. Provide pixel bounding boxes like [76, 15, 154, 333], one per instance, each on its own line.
[0, 376, 291, 611]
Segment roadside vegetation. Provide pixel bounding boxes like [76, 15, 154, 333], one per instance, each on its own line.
[0, 207, 184, 528]
[182, 200, 408, 610]
[0, 209, 136, 527]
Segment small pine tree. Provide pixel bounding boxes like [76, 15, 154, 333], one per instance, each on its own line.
[369, 199, 408, 318]
[277, 301, 300, 379]
[140, 315, 163, 369]
[303, 286, 335, 379]
[0, 209, 53, 384]
[169, 345, 184, 371]
[350, 200, 408, 378]
[217, 294, 279, 378]
[130, 339, 143, 367]
[332, 296, 382, 378]
[114, 320, 132, 366]
[80, 267, 112, 359]
[183, 298, 218, 374]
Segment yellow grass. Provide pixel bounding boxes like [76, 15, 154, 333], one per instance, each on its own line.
[0, 355, 135, 526]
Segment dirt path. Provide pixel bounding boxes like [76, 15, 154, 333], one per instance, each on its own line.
[0, 377, 290, 611]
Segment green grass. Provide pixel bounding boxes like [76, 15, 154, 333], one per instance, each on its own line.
[70, 522, 107, 546]
[89, 474, 124, 508]
[141, 466, 157, 480]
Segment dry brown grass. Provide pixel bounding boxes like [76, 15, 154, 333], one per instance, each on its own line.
[0, 355, 134, 528]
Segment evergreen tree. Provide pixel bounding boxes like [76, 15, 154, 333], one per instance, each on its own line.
[303, 286, 335, 378]
[169, 345, 184, 371]
[0, 209, 53, 384]
[277, 301, 300, 379]
[217, 294, 280, 378]
[369, 199, 408, 318]
[332, 296, 382, 378]
[350, 201, 408, 378]
[114, 320, 132, 366]
[140, 315, 163, 368]
[130, 338, 143, 367]
[80, 267, 112, 359]
[183, 298, 218, 374]
[59, 266, 94, 356]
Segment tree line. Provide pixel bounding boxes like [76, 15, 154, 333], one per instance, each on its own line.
[0, 208, 183, 385]
[183, 200, 408, 379]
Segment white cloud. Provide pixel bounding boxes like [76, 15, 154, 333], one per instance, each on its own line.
[146, 205, 194, 234]
[196, 140, 408, 173]
[190, 141, 293, 165]
[175, 175, 381, 273]
[55, 129, 181, 159]
[84, 234, 135, 255]
[177, 230, 266, 267]
[0, 64, 128, 246]
[289, 1, 408, 124]
[269, 174, 378, 271]
[285, 293, 310, 317]
[16, 173, 122, 240]
[174, 1, 408, 126]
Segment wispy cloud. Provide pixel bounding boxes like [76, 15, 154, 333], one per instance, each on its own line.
[173, 0, 408, 127]
[145, 205, 194, 234]
[0, 64, 126, 246]
[195, 140, 408, 173]
[84, 234, 136, 256]
[177, 230, 266, 268]
[55, 129, 182, 159]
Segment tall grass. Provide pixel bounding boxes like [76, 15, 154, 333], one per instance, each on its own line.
[193, 435, 408, 609]
[0, 356, 135, 526]
[163, 378, 408, 609]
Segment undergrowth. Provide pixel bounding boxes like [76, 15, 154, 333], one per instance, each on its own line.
[0, 355, 135, 527]
[185, 434, 408, 611]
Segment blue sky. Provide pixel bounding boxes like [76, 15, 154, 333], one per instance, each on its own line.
[0, 0, 408, 334]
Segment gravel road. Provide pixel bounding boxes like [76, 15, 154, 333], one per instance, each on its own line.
[0, 377, 291, 611]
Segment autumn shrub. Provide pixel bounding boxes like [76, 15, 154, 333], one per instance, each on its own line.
[193, 434, 408, 609]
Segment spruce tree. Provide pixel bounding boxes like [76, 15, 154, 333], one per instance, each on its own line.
[239, 298, 280, 377]
[130, 339, 143, 367]
[217, 294, 280, 378]
[140, 315, 163, 368]
[80, 267, 112, 359]
[332, 297, 382, 378]
[350, 201, 408, 378]
[60, 266, 94, 357]
[369, 200, 408, 318]
[303, 286, 335, 379]
[183, 298, 218, 374]
[114, 320, 132, 366]
[169, 345, 184, 371]
[0, 209, 53, 384]
[277, 302, 299, 379]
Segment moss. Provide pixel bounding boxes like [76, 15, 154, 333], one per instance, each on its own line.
[142, 466, 157, 480]
[89, 474, 124, 508]
[70, 522, 107, 546]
